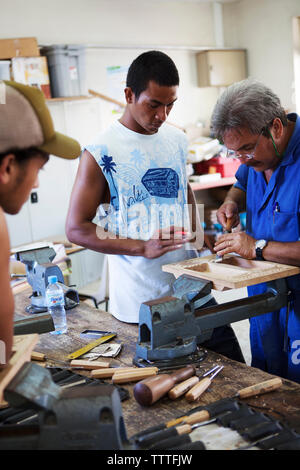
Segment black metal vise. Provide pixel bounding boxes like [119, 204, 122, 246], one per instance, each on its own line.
[15, 246, 79, 314]
[0, 362, 130, 450]
[134, 274, 290, 364]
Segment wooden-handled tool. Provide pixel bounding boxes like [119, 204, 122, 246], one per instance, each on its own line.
[133, 376, 283, 446]
[234, 377, 283, 399]
[134, 365, 196, 406]
[185, 365, 223, 402]
[91, 366, 158, 379]
[70, 359, 111, 370]
[168, 365, 220, 400]
[225, 216, 234, 233]
[135, 377, 284, 448]
[168, 376, 200, 399]
[112, 368, 158, 384]
[213, 216, 234, 263]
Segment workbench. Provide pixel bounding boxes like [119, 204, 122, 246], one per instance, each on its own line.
[13, 288, 300, 440]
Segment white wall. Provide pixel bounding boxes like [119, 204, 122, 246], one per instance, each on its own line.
[0, 0, 221, 128]
[1, 0, 224, 246]
[223, 0, 300, 112]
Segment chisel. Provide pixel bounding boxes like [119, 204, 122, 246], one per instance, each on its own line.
[185, 365, 224, 402]
[112, 367, 158, 384]
[133, 365, 196, 406]
[137, 421, 209, 449]
[168, 365, 220, 400]
[213, 216, 233, 263]
[91, 366, 158, 379]
[133, 377, 283, 446]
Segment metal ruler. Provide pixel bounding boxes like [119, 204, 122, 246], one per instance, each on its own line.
[67, 333, 116, 360]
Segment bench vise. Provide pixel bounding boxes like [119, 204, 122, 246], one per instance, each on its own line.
[0, 362, 130, 450]
[134, 274, 290, 365]
[15, 246, 79, 314]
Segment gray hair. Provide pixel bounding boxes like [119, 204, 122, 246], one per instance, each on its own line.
[211, 78, 287, 142]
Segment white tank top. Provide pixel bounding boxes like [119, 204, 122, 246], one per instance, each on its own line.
[85, 120, 197, 323]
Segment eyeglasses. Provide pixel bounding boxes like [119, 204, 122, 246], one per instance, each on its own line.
[226, 125, 282, 161]
[226, 131, 263, 160]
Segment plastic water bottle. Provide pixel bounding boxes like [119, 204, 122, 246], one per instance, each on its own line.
[46, 275, 67, 335]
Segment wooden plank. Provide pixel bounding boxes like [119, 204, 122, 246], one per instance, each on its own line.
[0, 334, 39, 407]
[162, 254, 300, 290]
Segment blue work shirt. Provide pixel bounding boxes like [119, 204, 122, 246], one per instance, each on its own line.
[234, 113, 300, 382]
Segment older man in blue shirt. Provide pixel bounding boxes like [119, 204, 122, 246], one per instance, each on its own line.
[211, 78, 300, 383]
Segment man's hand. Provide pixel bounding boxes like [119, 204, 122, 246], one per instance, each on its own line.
[143, 226, 191, 259]
[217, 200, 240, 231]
[214, 231, 256, 259]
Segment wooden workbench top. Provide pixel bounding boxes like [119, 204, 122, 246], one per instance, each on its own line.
[13, 289, 300, 439]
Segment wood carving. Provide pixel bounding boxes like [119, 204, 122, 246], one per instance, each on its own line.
[0, 334, 39, 407]
[162, 255, 300, 291]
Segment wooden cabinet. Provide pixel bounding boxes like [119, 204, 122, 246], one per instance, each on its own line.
[197, 49, 247, 87]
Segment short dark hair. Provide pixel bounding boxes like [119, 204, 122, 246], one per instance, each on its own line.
[126, 50, 179, 99]
[0, 147, 48, 165]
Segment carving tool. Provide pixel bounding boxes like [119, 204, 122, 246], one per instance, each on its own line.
[185, 365, 224, 402]
[69, 359, 111, 369]
[91, 367, 151, 379]
[168, 365, 220, 400]
[112, 367, 158, 384]
[133, 365, 196, 406]
[67, 333, 116, 360]
[212, 216, 233, 263]
[133, 377, 283, 445]
[185, 377, 283, 425]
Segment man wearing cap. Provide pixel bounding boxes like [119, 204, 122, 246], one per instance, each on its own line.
[0, 81, 80, 366]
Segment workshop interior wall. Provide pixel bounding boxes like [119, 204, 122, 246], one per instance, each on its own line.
[223, 0, 300, 113]
[2, 0, 300, 247]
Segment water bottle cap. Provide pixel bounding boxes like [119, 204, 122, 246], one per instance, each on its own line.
[48, 275, 58, 284]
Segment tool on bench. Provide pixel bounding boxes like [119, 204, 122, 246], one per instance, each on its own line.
[133, 364, 196, 406]
[67, 332, 116, 360]
[132, 378, 283, 448]
[237, 428, 300, 451]
[168, 364, 220, 400]
[134, 270, 291, 365]
[1, 361, 131, 450]
[185, 365, 224, 402]
[15, 246, 79, 314]
[212, 216, 234, 263]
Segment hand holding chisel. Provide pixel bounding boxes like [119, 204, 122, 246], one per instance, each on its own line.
[213, 216, 234, 262]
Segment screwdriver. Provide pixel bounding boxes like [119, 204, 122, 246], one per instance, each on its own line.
[185, 365, 224, 402]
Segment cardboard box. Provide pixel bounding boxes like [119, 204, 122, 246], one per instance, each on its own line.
[0, 37, 40, 60]
[11, 56, 51, 99]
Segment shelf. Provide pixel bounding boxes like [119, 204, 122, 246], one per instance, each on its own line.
[190, 176, 236, 191]
[46, 96, 93, 102]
